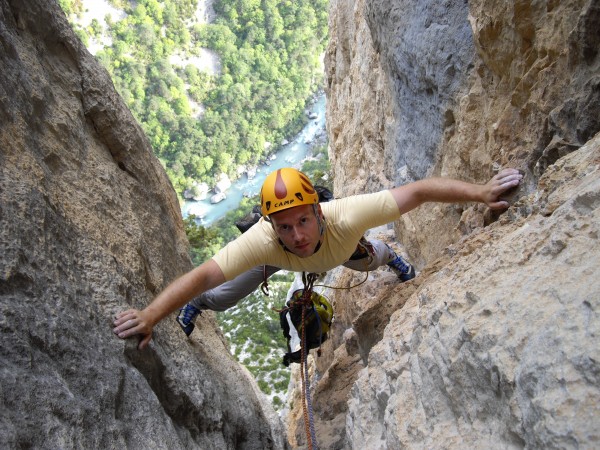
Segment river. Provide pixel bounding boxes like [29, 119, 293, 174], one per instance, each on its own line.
[182, 94, 327, 225]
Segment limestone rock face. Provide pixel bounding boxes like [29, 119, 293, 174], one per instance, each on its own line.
[325, 0, 475, 197]
[0, 1, 284, 449]
[285, 1, 600, 448]
[347, 138, 600, 449]
[324, 0, 395, 195]
[326, 0, 600, 267]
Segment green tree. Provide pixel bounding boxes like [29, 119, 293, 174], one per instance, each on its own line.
[61, 0, 329, 209]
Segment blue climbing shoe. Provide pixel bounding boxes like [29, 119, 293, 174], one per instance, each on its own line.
[176, 303, 201, 337]
[387, 254, 416, 282]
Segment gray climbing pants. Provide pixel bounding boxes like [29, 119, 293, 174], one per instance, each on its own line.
[190, 238, 396, 312]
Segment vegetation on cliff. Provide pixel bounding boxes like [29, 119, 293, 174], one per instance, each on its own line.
[60, 0, 328, 195]
[217, 271, 295, 409]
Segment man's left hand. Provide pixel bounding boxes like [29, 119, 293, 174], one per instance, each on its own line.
[482, 168, 523, 209]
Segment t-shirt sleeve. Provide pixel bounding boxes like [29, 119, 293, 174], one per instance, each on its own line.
[326, 190, 401, 235]
[211, 219, 277, 281]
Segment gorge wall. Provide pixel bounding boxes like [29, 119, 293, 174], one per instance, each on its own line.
[285, 0, 600, 448]
[0, 1, 284, 448]
[1, 0, 599, 449]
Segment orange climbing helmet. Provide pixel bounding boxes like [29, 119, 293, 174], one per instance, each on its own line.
[260, 167, 319, 216]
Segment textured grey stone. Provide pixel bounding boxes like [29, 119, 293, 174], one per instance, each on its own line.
[0, 0, 284, 448]
[347, 139, 600, 449]
[287, 0, 600, 448]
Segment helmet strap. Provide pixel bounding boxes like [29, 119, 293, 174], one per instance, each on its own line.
[313, 204, 325, 237]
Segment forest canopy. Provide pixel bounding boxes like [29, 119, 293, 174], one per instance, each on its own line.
[61, 0, 329, 196]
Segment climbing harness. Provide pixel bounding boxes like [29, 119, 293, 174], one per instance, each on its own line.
[279, 284, 333, 366]
[290, 244, 375, 448]
[273, 272, 330, 449]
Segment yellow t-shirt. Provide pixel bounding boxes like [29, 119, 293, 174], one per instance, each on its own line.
[212, 190, 400, 281]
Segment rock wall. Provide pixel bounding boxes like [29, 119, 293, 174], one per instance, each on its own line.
[326, 0, 599, 268]
[0, 1, 284, 448]
[348, 137, 600, 449]
[285, 0, 600, 448]
[2, 0, 598, 448]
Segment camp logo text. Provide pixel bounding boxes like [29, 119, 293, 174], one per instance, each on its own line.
[274, 199, 295, 208]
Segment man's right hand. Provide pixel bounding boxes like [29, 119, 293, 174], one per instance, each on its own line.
[111, 259, 227, 350]
[113, 308, 154, 350]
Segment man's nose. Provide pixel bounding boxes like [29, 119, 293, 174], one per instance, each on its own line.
[290, 226, 303, 242]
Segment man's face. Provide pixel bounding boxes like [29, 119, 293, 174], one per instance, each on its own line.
[270, 204, 322, 258]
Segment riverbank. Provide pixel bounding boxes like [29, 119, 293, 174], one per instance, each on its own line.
[182, 93, 327, 225]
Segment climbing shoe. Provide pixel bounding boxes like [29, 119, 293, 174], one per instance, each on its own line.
[387, 254, 416, 282]
[176, 303, 201, 337]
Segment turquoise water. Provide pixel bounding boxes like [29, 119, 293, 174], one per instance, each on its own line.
[182, 94, 326, 225]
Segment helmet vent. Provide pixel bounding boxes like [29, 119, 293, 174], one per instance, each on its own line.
[274, 170, 288, 199]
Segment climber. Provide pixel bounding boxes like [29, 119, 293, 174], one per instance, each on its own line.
[113, 167, 522, 349]
[173, 184, 412, 337]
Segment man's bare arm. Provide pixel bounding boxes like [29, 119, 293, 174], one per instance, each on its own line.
[390, 168, 522, 215]
[113, 259, 226, 349]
